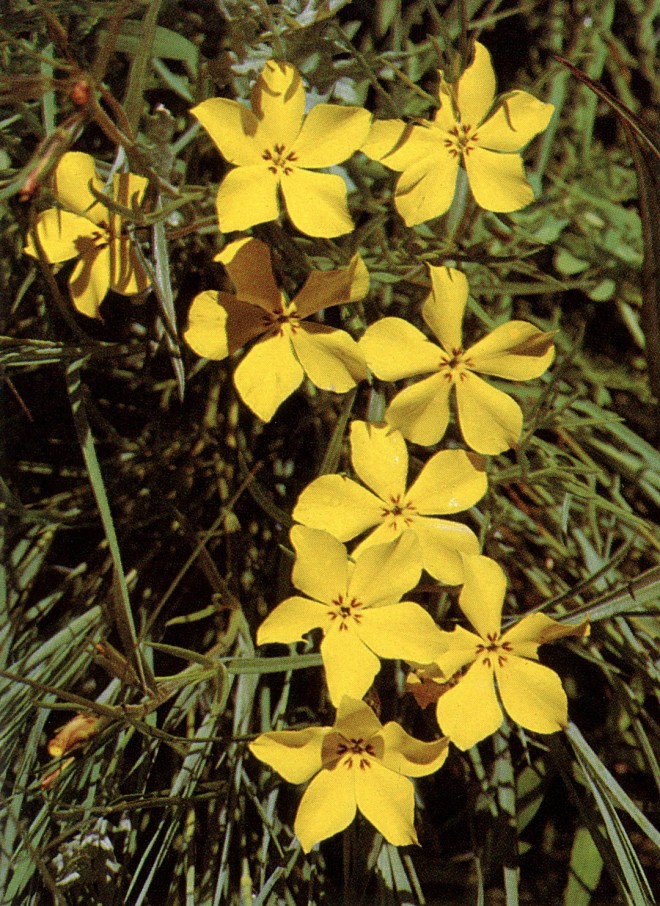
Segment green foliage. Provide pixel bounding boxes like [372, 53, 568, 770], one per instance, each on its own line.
[0, 1, 657, 904]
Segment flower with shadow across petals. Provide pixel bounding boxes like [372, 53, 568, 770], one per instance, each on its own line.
[249, 696, 449, 851]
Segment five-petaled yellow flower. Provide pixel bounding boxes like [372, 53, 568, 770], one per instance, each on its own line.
[24, 151, 150, 318]
[417, 555, 588, 750]
[359, 266, 555, 454]
[184, 237, 369, 422]
[249, 696, 449, 851]
[192, 60, 371, 237]
[257, 526, 444, 706]
[362, 42, 554, 225]
[294, 420, 487, 585]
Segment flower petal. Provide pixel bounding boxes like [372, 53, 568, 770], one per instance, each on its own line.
[435, 659, 503, 749]
[385, 373, 452, 447]
[280, 168, 355, 237]
[350, 420, 408, 501]
[293, 475, 383, 542]
[351, 520, 405, 557]
[412, 517, 480, 585]
[467, 321, 555, 379]
[292, 325, 367, 391]
[409, 449, 487, 515]
[184, 292, 265, 359]
[465, 146, 534, 212]
[380, 722, 449, 777]
[292, 104, 371, 168]
[349, 533, 423, 608]
[295, 763, 357, 851]
[455, 371, 523, 454]
[360, 318, 440, 380]
[433, 625, 483, 678]
[192, 98, 262, 164]
[477, 92, 554, 152]
[233, 333, 303, 421]
[256, 595, 328, 645]
[321, 622, 382, 705]
[423, 266, 468, 353]
[294, 254, 368, 318]
[503, 613, 589, 660]
[457, 42, 496, 127]
[335, 696, 384, 739]
[496, 656, 568, 734]
[68, 244, 111, 318]
[25, 209, 99, 263]
[109, 236, 150, 296]
[215, 238, 280, 310]
[392, 149, 459, 225]
[291, 525, 348, 603]
[355, 759, 418, 846]
[215, 165, 280, 232]
[249, 726, 330, 784]
[52, 152, 105, 221]
[459, 554, 506, 640]
[358, 602, 445, 664]
[252, 60, 306, 150]
[360, 119, 414, 165]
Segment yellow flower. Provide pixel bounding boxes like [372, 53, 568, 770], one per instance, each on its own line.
[362, 42, 554, 225]
[24, 151, 150, 318]
[256, 526, 444, 706]
[184, 237, 368, 422]
[294, 420, 487, 585]
[359, 266, 555, 454]
[423, 555, 588, 750]
[249, 696, 449, 851]
[192, 60, 371, 237]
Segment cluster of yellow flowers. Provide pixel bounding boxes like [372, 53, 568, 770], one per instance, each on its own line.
[26, 43, 589, 853]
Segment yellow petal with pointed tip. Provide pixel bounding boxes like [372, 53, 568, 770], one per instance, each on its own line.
[360, 318, 440, 380]
[252, 60, 305, 150]
[433, 625, 482, 678]
[349, 534, 422, 608]
[465, 146, 534, 212]
[291, 525, 348, 603]
[335, 696, 383, 739]
[350, 420, 408, 501]
[52, 151, 105, 221]
[457, 42, 497, 127]
[321, 622, 382, 705]
[69, 244, 111, 319]
[355, 759, 418, 846]
[459, 554, 506, 640]
[280, 168, 354, 237]
[412, 517, 480, 585]
[424, 266, 468, 353]
[192, 98, 262, 164]
[436, 659, 503, 749]
[358, 602, 444, 664]
[496, 656, 568, 733]
[215, 165, 280, 232]
[184, 291, 230, 360]
[249, 726, 330, 784]
[467, 321, 555, 379]
[503, 613, 589, 659]
[409, 449, 487, 515]
[295, 762, 357, 852]
[215, 238, 280, 310]
[292, 325, 366, 392]
[293, 475, 383, 541]
[386, 373, 452, 447]
[25, 209, 99, 263]
[380, 722, 449, 777]
[393, 149, 459, 225]
[294, 256, 367, 318]
[455, 371, 522, 454]
[478, 92, 554, 152]
[292, 104, 371, 168]
[233, 333, 303, 421]
[256, 595, 328, 645]
[360, 118, 410, 164]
